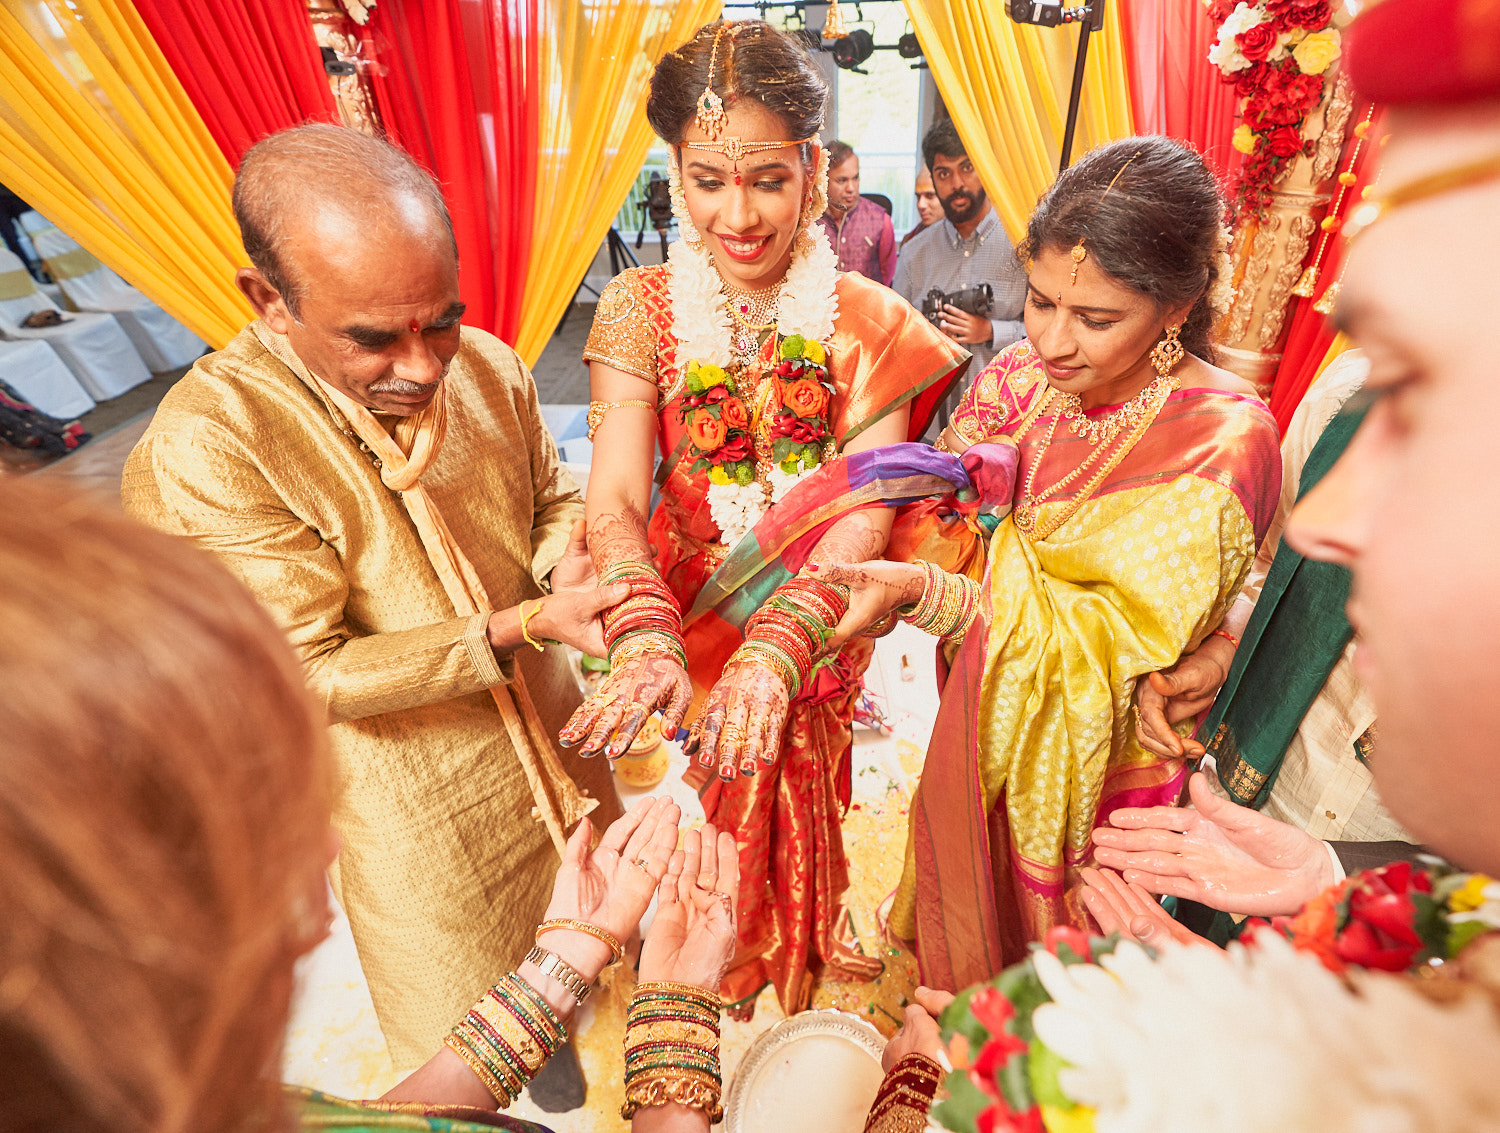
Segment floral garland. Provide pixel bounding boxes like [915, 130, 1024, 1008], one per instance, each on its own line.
[931, 863, 1500, 1133]
[665, 147, 841, 548]
[1208, 0, 1347, 215]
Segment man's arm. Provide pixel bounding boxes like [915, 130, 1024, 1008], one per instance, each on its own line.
[125, 431, 524, 724]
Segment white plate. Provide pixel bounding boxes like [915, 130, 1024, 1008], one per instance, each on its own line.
[724, 1009, 887, 1133]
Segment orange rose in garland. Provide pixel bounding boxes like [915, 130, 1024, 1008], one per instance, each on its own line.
[686, 408, 728, 452]
[782, 377, 830, 420]
[721, 396, 749, 432]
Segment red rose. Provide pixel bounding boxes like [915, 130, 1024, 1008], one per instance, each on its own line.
[967, 986, 1017, 1036]
[1043, 924, 1095, 960]
[781, 419, 821, 444]
[721, 396, 748, 431]
[718, 432, 753, 463]
[1236, 22, 1279, 62]
[1206, 0, 1237, 20]
[1266, 124, 1306, 158]
[1283, 71, 1326, 109]
[972, 1031, 1029, 1081]
[700, 385, 728, 405]
[1286, 0, 1330, 27]
[686, 408, 727, 452]
[782, 377, 830, 419]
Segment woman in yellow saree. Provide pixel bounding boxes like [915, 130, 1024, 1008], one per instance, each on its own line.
[815, 138, 1282, 988]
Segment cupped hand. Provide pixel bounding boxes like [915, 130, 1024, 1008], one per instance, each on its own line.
[639, 823, 740, 993]
[682, 658, 789, 781]
[1078, 865, 1206, 948]
[536, 795, 681, 978]
[1090, 771, 1334, 918]
[559, 650, 693, 758]
[1134, 634, 1235, 759]
[880, 986, 955, 1071]
[806, 560, 925, 650]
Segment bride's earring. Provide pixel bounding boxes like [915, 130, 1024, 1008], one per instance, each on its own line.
[1150, 323, 1185, 377]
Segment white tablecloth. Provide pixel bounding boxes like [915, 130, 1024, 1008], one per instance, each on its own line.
[0, 338, 95, 419]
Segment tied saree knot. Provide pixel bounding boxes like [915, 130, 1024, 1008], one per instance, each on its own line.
[254, 323, 596, 854]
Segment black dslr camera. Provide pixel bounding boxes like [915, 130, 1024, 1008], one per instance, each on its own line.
[922, 282, 994, 329]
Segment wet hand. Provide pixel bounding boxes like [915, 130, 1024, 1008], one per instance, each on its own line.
[1090, 771, 1334, 918]
[683, 658, 789, 781]
[1079, 866, 1207, 948]
[559, 651, 693, 758]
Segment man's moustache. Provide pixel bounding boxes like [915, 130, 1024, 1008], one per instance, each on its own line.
[369, 379, 436, 396]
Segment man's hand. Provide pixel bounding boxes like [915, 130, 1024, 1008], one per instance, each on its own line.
[550, 519, 598, 592]
[938, 303, 993, 347]
[881, 986, 954, 1071]
[1078, 866, 1207, 948]
[1135, 633, 1236, 759]
[1090, 771, 1335, 917]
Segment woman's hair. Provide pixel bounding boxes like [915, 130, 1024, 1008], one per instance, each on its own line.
[1018, 136, 1227, 361]
[0, 476, 331, 1133]
[647, 20, 827, 157]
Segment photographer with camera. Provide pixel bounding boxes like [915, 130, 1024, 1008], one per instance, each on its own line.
[892, 119, 1026, 375]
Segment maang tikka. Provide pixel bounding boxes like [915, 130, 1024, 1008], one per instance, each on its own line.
[1070, 149, 1143, 286]
[695, 25, 730, 141]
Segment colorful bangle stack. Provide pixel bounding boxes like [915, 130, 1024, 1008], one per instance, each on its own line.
[620, 981, 724, 1123]
[861, 1053, 943, 1133]
[731, 576, 850, 700]
[902, 560, 981, 642]
[601, 559, 687, 669]
[444, 972, 567, 1108]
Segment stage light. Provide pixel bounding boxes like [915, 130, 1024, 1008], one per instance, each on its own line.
[831, 27, 875, 71]
[897, 31, 922, 58]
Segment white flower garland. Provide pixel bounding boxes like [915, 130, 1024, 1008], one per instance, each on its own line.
[1030, 935, 1500, 1132]
[666, 145, 841, 546]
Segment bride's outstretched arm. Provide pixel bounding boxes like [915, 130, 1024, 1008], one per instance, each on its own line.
[684, 407, 909, 780]
[559, 362, 693, 759]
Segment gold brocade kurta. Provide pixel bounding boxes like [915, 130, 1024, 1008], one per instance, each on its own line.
[123, 324, 621, 1070]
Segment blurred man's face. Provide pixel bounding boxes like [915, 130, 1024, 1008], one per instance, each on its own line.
[827, 155, 861, 215]
[1285, 105, 1500, 874]
[914, 166, 942, 227]
[930, 151, 987, 226]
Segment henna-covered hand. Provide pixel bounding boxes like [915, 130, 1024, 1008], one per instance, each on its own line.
[559, 651, 694, 758]
[682, 658, 790, 781]
[806, 560, 926, 649]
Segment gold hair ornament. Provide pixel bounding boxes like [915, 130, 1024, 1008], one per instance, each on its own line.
[1342, 151, 1500, 241]
[695, 25, 731, 141]
[1071, 149, 1143, 286]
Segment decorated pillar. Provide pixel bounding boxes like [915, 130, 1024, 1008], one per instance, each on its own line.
[1206, 0, 1360, 395]
[306, 0, 382, 137]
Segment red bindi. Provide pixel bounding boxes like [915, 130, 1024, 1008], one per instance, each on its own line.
[408, 319, 421, 333]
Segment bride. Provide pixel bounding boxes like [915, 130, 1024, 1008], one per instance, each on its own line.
[559, 19, 970, 1014]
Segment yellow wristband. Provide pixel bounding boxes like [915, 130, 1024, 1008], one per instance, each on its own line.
[519, 598, 547, 652]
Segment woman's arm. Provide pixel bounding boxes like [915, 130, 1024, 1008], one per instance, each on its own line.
[685, 408, 911, 778]
[558, 362, 694, 759]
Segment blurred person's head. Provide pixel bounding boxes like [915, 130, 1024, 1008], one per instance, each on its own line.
[648, 21, 828, 292]
[922, 119, 987, 228]
[914, 165, 942, 227]
[233, 123, 465, 417]
[824, 140, 860, 215]
[1017, 136, 1226, 408]
[0, 476, 332, 1133]
[1286, 0, 1500, 875]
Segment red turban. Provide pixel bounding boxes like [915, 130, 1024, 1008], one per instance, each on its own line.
[1346, 0, 1500, 105]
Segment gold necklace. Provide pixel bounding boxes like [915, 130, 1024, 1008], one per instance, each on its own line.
[1056, 369, 1179, 445]
[1012, 376, 1179, 540]
[717, 272, 782, 361]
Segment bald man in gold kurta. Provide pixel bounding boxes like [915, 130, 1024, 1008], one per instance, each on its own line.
[122, 125, 621, 1071]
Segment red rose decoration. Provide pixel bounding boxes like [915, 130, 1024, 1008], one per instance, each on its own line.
[1266, 125, 1306, 158]
[718, 432, 753, 463]
[686, 408, 728, 452]
[968, 986, 1017, 1035]
[1236, 22, 1279, 62]
[782, 419, 821, 444]
[1043, 924, 1094, 960]
[782, 377, 830, 419]
[1286, 0, 1330, 26]
[972, 1031, 1029, 1081]
[1235, 60, 1271, 96]
[721, 396, 749, 432]
[700, 385, 728, 405]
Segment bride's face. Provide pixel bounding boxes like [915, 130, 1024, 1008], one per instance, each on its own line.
[679, 100, 813, 292]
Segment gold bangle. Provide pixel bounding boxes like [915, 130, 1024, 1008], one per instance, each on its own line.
[537, 918, 624, 965]
[587, 399, 657, 441]
[620, 1071, 724, 1121]
[519, 597, 547, 652]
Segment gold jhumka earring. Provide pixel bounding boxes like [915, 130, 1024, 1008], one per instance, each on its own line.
[1149, 323, 1185, 377]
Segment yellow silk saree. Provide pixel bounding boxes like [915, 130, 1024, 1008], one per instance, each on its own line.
[896, 341, 1282, 988]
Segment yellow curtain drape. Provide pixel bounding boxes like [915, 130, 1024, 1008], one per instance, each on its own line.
[0, 0, 251, 348]
[512, 0, 720, 365]
[903, 1, 1137, 242]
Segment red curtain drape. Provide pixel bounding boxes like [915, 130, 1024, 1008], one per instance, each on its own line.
[130, 0, 338, 168]
[1266, 107, 1385, 433]
[359, 0, 538, 340]
[1115, 0, 1238, 179]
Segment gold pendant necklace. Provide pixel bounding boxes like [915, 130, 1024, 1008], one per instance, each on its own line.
[717, 271, 781, 361]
